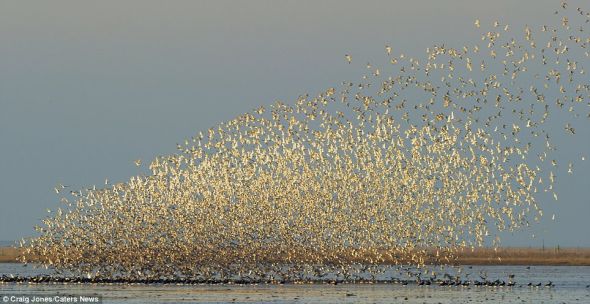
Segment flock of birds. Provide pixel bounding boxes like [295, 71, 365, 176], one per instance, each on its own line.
[15, 1, 590, 284]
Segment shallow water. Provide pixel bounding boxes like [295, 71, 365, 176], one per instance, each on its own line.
[1, 264, 589, 303]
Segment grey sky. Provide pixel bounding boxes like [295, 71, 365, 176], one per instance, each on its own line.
[0, 0, 588, 246]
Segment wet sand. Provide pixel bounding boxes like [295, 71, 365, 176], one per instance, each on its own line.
[2, 247, 590, 265]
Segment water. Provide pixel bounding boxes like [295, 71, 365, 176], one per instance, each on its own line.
[1, 264, 589, 303]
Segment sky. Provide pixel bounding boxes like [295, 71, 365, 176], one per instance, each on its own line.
[0, 0, 588, 247]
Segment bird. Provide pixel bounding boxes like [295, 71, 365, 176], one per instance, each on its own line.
[20, 0, 590, 284]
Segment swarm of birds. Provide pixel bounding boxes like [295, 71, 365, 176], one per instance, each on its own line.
[19, 1, 589, 282]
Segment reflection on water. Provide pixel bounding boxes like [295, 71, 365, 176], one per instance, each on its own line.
[1, 264, 589, 303]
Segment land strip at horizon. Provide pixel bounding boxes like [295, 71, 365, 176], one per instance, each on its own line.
[1, 247, 589, 265]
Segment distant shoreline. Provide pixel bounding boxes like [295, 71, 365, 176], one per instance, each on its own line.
[2, 247, 590, 266]
[0, 247, 21, 263]
[450, 247, 590, 266]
